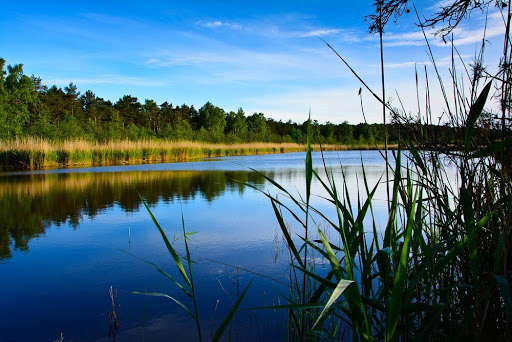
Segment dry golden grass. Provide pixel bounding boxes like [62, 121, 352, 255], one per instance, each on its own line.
[0, 138, 393, 171]
[0, 138, 332, 152]
[0, 138, 393, 152]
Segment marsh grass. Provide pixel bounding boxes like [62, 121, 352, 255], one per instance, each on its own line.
[132, 5, 511, 340]
[249, 11, 512, 340]
[0, 138, 388, 171]
[253, 112, 507, 340]
[133, 195, 252, 342]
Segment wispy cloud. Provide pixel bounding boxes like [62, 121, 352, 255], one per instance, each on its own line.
[382, 53, 472, 69]
[298, 28, 341, 37]
[383, 30, 436, 47]
[45, 75, 166, 87]
[197, 20, 241, 30]
[383, 9, 505, 48]
[143, 46, 352, 85]
[145, 54, 231, 66]
[295, 27, 370, 44]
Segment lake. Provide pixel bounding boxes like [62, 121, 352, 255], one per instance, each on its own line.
[0, 151, 391, 341]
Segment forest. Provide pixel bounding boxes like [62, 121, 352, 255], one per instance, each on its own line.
[0, 57, 429, 146]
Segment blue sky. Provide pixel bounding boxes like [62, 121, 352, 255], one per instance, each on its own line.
[0, 1, 506, 123]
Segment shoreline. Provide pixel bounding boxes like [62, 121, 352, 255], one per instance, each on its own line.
[0, 139, 398, 171]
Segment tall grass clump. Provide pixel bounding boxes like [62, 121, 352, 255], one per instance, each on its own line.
[258, 94, 509, 340]
[252, 5, 512, 341]
[0, 139, 357, 171]
[131, 195, 251, 341]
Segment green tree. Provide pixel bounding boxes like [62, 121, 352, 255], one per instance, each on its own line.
[58, 115, 86, 140]
[81, 90, 103, 127]
[337, 121, 355, 145]
[42, 86, 67, 126]
[2, 63, 37, 138]
[321, 121, 336, 144]
[144, 99, 159, 134]
[247, 112, 268, 141]
[64, 82, 80, 117]
[198, 102, 226, 134]
[226, 108, 248, 138]
[115, 95, 143, 128]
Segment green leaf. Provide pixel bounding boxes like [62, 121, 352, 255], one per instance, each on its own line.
[118, 249, 192, 298]
[270, 199, 305, 268]
[465, 81, 492, 154]
[133, 291, 195, 319]
[386, 190, 417, 341]
[318, 228, 343, 281]
[293, 264, 337, 290]
[138, 192, 192, 288]
[211, 281, 252, 342]
[460, 188, 478, 285]
[306, 114, 313, 205]
[312, 279, 354, 329]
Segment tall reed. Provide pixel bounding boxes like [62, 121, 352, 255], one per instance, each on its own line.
[0, 138, 377, 171]
[133, 195, 251, 341]
[255, 8, 511, 340]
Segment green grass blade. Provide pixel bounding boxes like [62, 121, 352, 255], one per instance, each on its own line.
[133, 291, 196, 319]
[465, 81, 492, 154]
[309, 269, 336, 303]
[384, 147, 401, 249]
[118, 249, 192, 298]
[244, 181, 306, 228]
[271, 198, 305, 268]
[292, 265, 337, 290]
[138, 192, 192, 288]
[318, 228, 343, 281]
[306, 115, 313, 204]
[386, 191, 417, 341]
[469, 137, 512, 158]
[211, 280, 252, 342]
[460, 188, 478, 285]
[312, 279, 354, 329]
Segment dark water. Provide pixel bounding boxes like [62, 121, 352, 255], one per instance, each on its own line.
[0, 151, 390, 341]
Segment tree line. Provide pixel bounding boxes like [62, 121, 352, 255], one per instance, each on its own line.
[1, 57, 468, 146]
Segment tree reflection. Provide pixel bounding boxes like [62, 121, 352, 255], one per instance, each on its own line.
[0, 170, 265, 259]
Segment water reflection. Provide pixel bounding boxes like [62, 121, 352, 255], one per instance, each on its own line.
[0, 170, 265, 259]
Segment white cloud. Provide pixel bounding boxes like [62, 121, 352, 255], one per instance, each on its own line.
[143, 46, 356, 85]
[145, 54, 231, 66]
[383, 9, 505, 48]
[197, 20, 241, 30]
[383, 29, 437, 47]
[381, 53, 472, 69]
[298, 28, 341, 38]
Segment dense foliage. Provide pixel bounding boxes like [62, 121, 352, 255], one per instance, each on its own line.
[0, 58, 402, 146]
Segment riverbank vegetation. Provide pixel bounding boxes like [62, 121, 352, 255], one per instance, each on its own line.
[0, 138, 388, 170]
[0, 57, 405, 170]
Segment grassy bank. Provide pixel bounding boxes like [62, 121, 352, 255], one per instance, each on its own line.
[0, 138, 395, 171]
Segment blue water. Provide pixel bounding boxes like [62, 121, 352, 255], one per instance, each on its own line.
[0, 151, 390, 341]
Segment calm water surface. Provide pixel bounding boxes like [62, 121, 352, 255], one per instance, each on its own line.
[0, 151, 390, 341]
